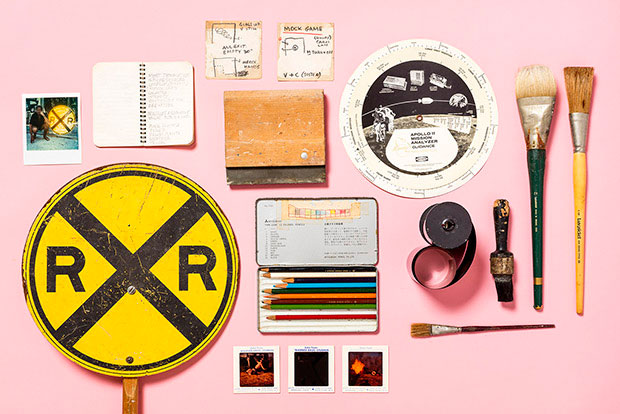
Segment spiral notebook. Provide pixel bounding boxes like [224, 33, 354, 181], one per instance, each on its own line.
[93, 61, 194, 147]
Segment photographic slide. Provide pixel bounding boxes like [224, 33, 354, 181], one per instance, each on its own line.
[288, 345, 334, 393]
[342, 345, 388, 392]
[233, 346, 280, 393]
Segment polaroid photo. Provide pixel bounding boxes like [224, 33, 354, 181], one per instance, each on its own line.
[288, 345, 334, 393]
[22, 93, 81, 165]
[342, 345, 388, 392]
[233, 346, 280, 393]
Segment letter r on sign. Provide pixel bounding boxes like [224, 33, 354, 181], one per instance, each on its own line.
[47, 246, 86, 292]
[179, 246, 217, 291]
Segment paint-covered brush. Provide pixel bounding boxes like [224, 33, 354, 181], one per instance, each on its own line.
[515, 65, 557, 310]
[490, 199, 514, 302]
[564, 67, 594, 315]
[410, 323, 555, 338]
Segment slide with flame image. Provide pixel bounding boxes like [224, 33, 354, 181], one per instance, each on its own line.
[348, 352, 383, 387]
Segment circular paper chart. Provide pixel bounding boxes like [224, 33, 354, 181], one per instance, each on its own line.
[22, 163, 239, 377]
[340, 39, 498, 198]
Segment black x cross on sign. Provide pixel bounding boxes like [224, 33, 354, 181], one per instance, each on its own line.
[49, 107, 72, 132]
[51, 194, 210, 349]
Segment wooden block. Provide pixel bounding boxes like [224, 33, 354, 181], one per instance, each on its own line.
[224, 89, 325, 168]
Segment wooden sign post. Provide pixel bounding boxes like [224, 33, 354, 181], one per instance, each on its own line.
[22, 163, 239, 412]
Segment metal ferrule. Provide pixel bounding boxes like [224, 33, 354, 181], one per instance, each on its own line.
[490, 256, 514, 276]
[430, 325, 462, 336]
[569, 112, 589, 153]
[517, 96, 556, 150]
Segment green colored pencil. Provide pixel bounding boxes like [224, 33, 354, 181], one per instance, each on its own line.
[261, 303, 376, 310]
[263, 287, 376, 294]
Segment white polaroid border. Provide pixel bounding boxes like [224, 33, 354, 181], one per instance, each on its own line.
[288, 345, 334, 393]
[233, 346, 280, 394]
[22, 93, 82, 165]
[342, 345, 389, 393]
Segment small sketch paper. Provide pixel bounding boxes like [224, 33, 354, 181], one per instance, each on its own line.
[205, 21, 262, 79]
[277, 23, 334, 81]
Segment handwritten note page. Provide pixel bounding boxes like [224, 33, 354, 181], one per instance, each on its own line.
[205, 21, 262, 79]
[93, 61, 194, 147]
[145, 62, 193, 145]
[277, 23, 334, 81]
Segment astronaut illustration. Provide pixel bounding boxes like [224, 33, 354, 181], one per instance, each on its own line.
[372, 106, 395, 142]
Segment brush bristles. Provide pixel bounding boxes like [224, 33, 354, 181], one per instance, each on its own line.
[515, 65, 557, 99]
[410, 323, 432, 338]
[564, 67, 594, 113]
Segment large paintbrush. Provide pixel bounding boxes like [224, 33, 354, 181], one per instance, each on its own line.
[411, 323, 555, 338]
[515, 65, 557, 310]
[564, 67, 594, 315]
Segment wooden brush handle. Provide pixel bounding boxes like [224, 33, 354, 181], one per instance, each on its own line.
[461, 324, 555, 332]
[574, 153, 586, 314]
[527, 149, 546, 310]
[122, 378, 138, 414]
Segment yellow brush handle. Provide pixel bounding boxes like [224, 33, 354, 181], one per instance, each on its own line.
[573, 153, 586, 314]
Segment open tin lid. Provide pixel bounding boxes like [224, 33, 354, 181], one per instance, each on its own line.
[256, 198, 378, 266]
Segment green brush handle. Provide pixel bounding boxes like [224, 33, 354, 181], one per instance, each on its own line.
[527, 149, 546, 310]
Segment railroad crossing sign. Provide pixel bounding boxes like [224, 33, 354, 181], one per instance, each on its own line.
[22, 164, 239, 377]
[48, 104, 77, 135]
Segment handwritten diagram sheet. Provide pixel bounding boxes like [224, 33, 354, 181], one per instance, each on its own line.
[205, 21, 262, 79]
[277, 23, 334, 81]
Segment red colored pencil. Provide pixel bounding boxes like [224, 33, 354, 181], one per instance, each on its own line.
[266, 314, 376, 321]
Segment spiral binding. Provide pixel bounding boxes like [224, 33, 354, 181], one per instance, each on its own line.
[139, 63, 147, 144]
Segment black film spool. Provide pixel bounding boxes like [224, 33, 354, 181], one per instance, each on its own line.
[411, 202, 476, 289]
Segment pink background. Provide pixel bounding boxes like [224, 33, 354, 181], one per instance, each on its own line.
[2, 0, 620, 412]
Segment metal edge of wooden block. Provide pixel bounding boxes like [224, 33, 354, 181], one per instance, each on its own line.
[226, 166, 326, 185]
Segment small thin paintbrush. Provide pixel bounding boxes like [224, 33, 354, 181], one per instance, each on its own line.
[564, 67, 594, 315]
[410, 323, 555, 338]
[515, 65, 557, 310]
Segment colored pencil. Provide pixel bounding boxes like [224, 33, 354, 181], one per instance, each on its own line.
[274, 282, 375, 289]
[265, 293, 376, 299]
[266, 314, 376, 321]
[280, 276, 376, 283]
[263, 288, 375, 294]
[260, 266, 375, 273]
[262, 304, 376, 310]
[262, 298, 376, 305]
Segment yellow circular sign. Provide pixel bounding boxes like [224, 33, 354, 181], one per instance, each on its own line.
[22, 164, 239, 377]
[48, 104, 76, 135]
